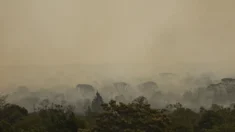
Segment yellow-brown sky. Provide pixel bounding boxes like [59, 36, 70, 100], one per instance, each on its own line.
[1, 0, 235, 89]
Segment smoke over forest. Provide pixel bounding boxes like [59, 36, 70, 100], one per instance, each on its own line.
[1, 0, 235, 114]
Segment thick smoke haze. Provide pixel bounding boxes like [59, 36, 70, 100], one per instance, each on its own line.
[1, 0, 235, 90]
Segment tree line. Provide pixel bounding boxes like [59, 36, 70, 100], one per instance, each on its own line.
[1, 92, 235, 132]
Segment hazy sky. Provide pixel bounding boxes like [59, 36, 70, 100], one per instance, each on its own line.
[1, 0, 235, 89]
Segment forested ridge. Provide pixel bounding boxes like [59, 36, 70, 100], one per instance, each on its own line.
[1, 94, 235, 132]
[2, 77, 235, 132]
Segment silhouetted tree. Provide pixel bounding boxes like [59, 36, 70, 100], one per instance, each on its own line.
[91, 92, 104, 113]
[0, 104, 28, 124]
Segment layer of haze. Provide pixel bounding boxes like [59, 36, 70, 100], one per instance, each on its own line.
[1, 0, 235, 89]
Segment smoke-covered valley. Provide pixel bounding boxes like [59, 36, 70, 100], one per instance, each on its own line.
[1, 0, 235, 114]
[3, 71, 235, 114]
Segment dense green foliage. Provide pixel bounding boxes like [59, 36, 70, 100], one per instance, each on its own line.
[2, 93, 235, 132]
